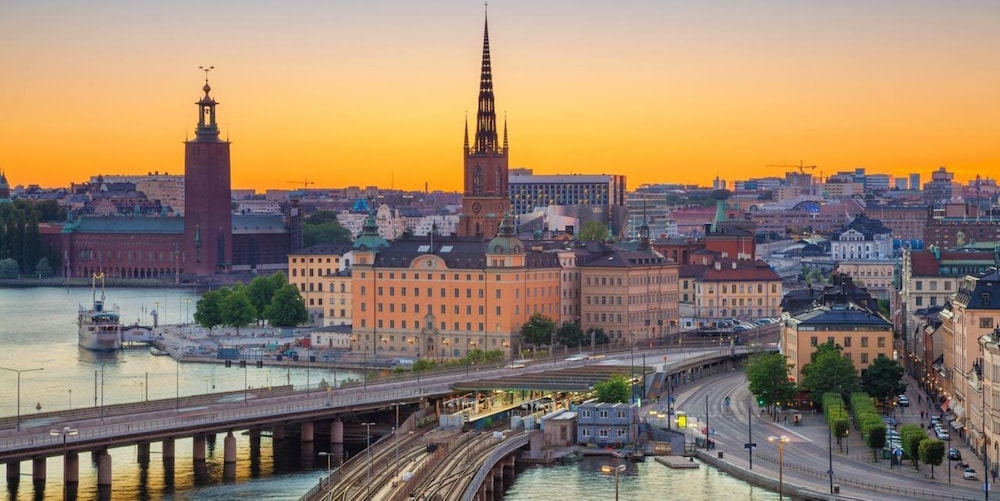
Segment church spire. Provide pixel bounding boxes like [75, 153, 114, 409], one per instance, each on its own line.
[464, 112, 470, 153]
[502, 112, 508, 154]
[473, 11, 498, 154]
[193, 65, 221, 142]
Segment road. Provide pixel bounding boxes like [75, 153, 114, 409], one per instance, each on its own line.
[674, 371, 987, 500]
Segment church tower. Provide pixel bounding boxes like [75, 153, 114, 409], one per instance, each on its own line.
[458, 11, 509, 239]
[183, 68, 233, 275]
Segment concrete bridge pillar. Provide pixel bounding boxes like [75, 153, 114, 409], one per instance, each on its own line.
[272, 424, 285, 440]
[65, 452, 79, 484]
[5, 460, 19, 485]
[301, 421, 315, 443]
[96, 450, 112, 487]
[32, 457, 45, 487]
[137, 441, 151, 465]
[163, 438, 175, 461]
[193, 435, 207, 462]
[330, 420, 344, 444]
[223, 432, 238, 482]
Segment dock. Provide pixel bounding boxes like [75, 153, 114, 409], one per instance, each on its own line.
[656, 456, 700, 469]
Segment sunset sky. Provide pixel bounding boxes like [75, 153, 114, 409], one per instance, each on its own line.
[2, 1, 998, 193]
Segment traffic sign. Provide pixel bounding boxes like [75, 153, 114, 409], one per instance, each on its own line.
[744, 442, 757, 450]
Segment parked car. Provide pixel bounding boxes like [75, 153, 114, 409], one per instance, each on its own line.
[948, 448, 962, 460]
[897, 395, 910, 407]
[937, 430, 951, 440]
[964, 467, 978, 480]
[882, 417, 898, 427]
[733, 325, 750, 333]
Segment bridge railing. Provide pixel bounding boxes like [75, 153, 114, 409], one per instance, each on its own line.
[460, 430, 533, 501]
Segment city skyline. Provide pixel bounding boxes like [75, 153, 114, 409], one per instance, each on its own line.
[2, 1, 998, 192]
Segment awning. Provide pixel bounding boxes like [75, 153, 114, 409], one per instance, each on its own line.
[941, 399, 951, 412]
[954, 402, 966, 419]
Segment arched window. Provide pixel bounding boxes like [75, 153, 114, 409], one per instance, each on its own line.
[473, 166, 483, 195]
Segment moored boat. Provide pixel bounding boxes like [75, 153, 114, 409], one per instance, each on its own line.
[78, 273, 122, 351]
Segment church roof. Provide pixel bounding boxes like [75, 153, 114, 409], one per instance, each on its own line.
[66, 216, 184, 234]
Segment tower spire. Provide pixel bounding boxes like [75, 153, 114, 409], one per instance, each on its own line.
[464, 111, 470, 152]
[503, 112, 508, 153]
[473, 10, 498, 153]
[193, 65, 221, 142]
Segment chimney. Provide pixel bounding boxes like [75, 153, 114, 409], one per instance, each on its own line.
[732, 261, 737, 270]
[715, 261, 722, 270]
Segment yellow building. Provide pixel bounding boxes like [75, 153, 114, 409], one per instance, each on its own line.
[287, 244, 353, 326]
[781, 305, 894, 384]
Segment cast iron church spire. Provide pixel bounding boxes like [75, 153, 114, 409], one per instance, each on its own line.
[474, 13, 498, 154]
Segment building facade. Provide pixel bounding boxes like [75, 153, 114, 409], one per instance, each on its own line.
[781, 305, 894, 384]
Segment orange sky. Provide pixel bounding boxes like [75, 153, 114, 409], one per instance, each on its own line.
[1, 1, 998, 193]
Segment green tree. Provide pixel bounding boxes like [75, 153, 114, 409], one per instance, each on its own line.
[556, 322, 585, 347]
[248, 272, 287, 325]
[34, 257, 52, 278]
[221, 285, 256, 334]
[0, 258, 18, 278]
[263, 283, 308, 327]
[194, 289, 224, 331]
[919, 439, 945, 478]
[745, 352, 797, 411]
[861, 355, 906, 406]
[866, 425, 887, 462]
[519, 313, 556, 349]
[578, 220, 609, 241]
[303, 210, 352, 247]
[800, 341, 859, 403]
[594, 374, 630, 403]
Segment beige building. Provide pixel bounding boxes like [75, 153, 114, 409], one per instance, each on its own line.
[579, 245, 679, 347]
[836, 260, 895, 300]
[694, 260, 783, 326]
[781, 305, 893, 384]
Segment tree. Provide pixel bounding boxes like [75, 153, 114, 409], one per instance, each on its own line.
[306, 210, 339, 225]
[248, 272, 287, 325]
[194, 289, 224, 331]
[303, 210, 352, 247]
[220, 285, 256, 334]
[919, 439, 945, 478]
[556, 322, 585, 347]
[861, 355, 906, 406]
[866, 425, 887, 462]
[520, 314, 556, 349]
[0, 258, 18, 278]
[745, 352, 797, 411]
[35, 257, 52, 278]
[578, 220, 609, 242]
[263, 283, 308, 327]
[800, 341, 859, 403]
[594, 374, 630, 403]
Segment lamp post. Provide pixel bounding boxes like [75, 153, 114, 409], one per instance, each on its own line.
[1, 366, 44, 430]
[705, 392, 710, 449]
[606, 463, 626, 501]
[363, 422, 376, 501]
[50, 425, 78, 500]
[394, 403, 400, 472]
[768, 435, 791, 501]
[318, 451, 334, 472]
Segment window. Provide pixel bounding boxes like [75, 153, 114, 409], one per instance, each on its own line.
[861, 353, 869, 364]
[581, 428, 591, 437]
[861, 337, 868, 348]
[810, 336, 818, 347]
[915, 281, 923, 291]
[582, 410, 591, 418]
[981, 318, 995, 329]
[599, 429, 609, 438]
[843, 337, 851, 347]
[877, 337, 885, 348]
[599, 410, 609, 418]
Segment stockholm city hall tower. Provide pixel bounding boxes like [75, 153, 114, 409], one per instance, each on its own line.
[459, 12, 509, 240]
[183, 70, 233, 275]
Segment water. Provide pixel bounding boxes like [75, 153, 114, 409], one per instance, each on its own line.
[0, 287, 776, 500]
[0, 287, 357, 500]
[504, 457, 779, 501]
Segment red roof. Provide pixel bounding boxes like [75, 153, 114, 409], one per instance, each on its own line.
[702, 260, 781, 282]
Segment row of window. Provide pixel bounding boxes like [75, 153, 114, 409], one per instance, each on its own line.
[700, 283, 779, 294]
[809, 335, 887, 349]
[581, 409, 629, 419]
[579, 428, 628, 439]
[697, 297, 777, 307]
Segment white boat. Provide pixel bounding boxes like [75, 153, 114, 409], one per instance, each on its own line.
[78, 273, 122, 351]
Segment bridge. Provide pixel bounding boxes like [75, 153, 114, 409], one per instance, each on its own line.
[0, 339, 775, 498]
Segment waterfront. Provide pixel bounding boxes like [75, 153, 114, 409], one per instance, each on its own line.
[0, 287, 778, 499]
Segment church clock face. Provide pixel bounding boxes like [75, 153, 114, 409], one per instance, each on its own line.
[472, 202, 482, 214]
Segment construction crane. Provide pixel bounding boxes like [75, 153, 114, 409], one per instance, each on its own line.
[286, 179, 315, 190]
[767, 161, 817, 174]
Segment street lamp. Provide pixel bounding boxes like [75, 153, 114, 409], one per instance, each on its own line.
[363, 422, 376, 501]
[50, 426, 78, 499]
[768, 435, 791, 501]
[318, 451, 335, 472]
[0, 366, 44, 430]
[604, 463, 626, 501]
[394, 403, 401, 472]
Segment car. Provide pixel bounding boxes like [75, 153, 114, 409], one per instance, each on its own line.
[882, 417, 898, 427]
[937, 430, 951, 440]
[949, 448, 963, 460]
[897, 395, 910, 407]
[964, 467, 978, 480]
[565, 354, 590, 362]
[930, 416, 943, 425]
[733, 325, 750, 333]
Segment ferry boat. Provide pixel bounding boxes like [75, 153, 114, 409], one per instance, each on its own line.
[78, 273, 122, 351]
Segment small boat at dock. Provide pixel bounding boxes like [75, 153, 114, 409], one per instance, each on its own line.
[78, 273, 122, 351]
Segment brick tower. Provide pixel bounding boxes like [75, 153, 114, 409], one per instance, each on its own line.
[183, 69, 232, 275]
[458, 12, 509, 239]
